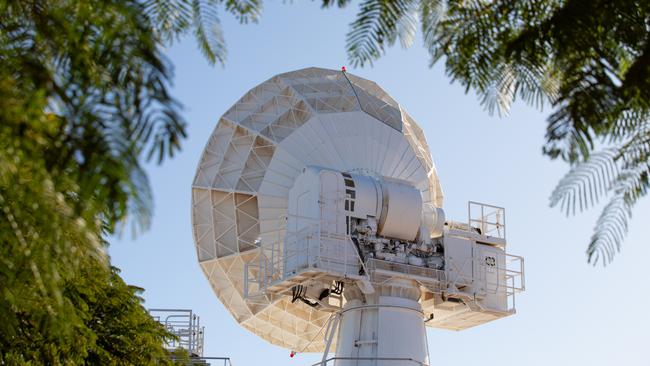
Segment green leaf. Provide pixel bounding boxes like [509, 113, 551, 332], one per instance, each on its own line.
[346, 0, 419, 67]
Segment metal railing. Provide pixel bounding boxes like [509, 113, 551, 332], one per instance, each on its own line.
[246, 232, 524, 310]
[168, 356, 233, 366]
[444, 251, 525, 312]
[244, 213, 368, 300]
[149, 309, 204, 357]
[311, 357, 429, 366]
[468, 201, 506, 240]
[244, 220, 320, 300]
[365, 258, 446, 292]
[244, 200, 523, 316]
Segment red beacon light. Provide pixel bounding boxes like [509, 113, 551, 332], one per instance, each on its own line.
[341, 66, 347, 73]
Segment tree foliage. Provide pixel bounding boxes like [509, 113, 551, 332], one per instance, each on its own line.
[323, 0, 650, 265]
[0, 0, 266, 361]
[144, 0, 262, 64]
[0, 0, 197, 363]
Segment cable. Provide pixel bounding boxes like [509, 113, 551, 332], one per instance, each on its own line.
[341, 67, 362, 110]
[291, 285, 319, 308]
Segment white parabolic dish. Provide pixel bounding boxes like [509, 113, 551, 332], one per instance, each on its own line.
[191, 67, 444, 352]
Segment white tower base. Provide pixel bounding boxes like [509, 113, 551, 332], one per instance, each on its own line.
[333, 279, 429, 366]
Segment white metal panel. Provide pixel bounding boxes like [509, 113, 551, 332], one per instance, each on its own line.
[444, 235, 474, 288]
[300, 115, 348, 168]
[475, 244, 508, 312]
[319, 169, 346, 235]
[285, 167, 322, 274]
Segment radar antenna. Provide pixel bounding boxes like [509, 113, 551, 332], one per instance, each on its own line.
[191, 67, 525, 365]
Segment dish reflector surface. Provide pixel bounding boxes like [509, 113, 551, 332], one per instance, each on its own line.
[192, 67, 442, 351]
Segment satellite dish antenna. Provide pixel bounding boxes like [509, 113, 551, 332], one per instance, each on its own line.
[192, 67, 525, 365]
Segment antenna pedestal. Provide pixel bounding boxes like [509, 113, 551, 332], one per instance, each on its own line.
[333, 279, 428, 366]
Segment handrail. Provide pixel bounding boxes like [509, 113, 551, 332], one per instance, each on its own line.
[245, 211, 370, 301]
[246, 234, 524, 307]
[169, 356, 233, 366]
[468, 201, 506, 239]
[311, 357, 429, 366]
[245, 203, 524, 316]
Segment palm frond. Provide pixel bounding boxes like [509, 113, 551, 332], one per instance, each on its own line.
[396, 3, 418, 49]
[224, 0, 262, 23]
[608, 111, 649, 144]
[544, 107, 598, 163]
[616, 119, 650, 165]
[587, 193, 631, 265]
[480, 63, 517, 117]
[550, 149, 618, 216]
[420, 0, 445, 49]
[119, 160, 154, 237]
[192, 0, 227, 65]
[587, 162, 649, 265]
[143, 0, 236, 65]
[346, 0, 418, 67]
[320, 0, 352, 8]
[552, 115, 649, 265]
[423, 0, 558, 117]
[143, 0, 193, 41]
[622, 167, 650, 206]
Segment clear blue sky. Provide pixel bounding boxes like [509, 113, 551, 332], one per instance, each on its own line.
[110, 2, 650, 365]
